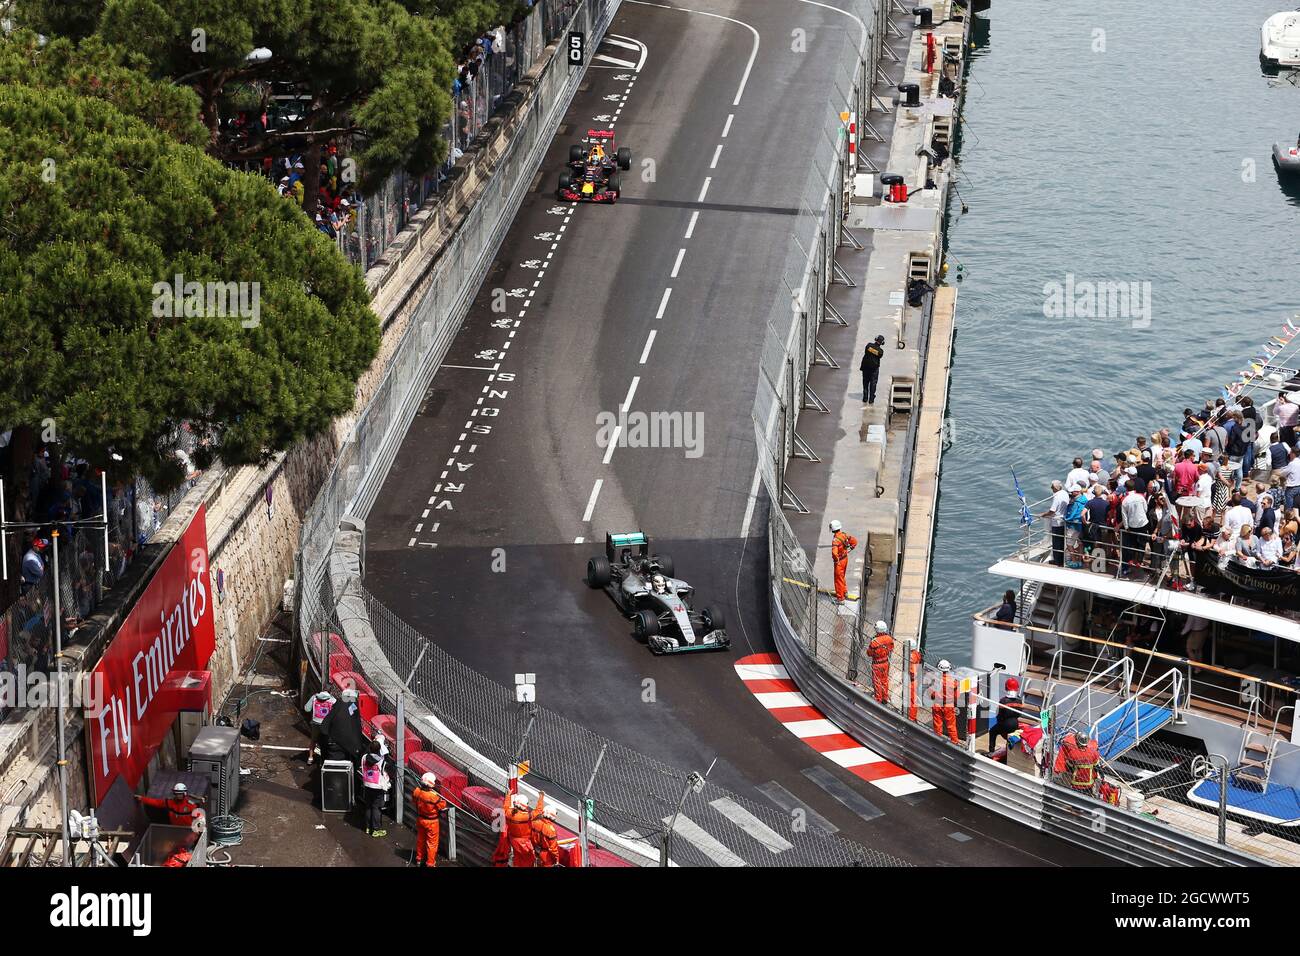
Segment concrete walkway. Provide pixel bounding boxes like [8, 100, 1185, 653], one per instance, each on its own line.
[785, 4, 967, 643]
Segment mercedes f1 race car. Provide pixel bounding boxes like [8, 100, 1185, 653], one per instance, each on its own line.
[557, 129, 631, 203]
[585, 531, 729, 655]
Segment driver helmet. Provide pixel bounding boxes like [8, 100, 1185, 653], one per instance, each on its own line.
[651, 574, 667, 593]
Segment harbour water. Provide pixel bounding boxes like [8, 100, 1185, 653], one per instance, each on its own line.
[926, 0, 1300, 657]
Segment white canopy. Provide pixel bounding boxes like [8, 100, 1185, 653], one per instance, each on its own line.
[987, 558, 1300, 644]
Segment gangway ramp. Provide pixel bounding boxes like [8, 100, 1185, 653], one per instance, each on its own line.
[1090, 669, 1182, 761]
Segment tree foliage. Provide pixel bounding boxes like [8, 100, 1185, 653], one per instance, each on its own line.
[0, 55, 380, 490]
[17, 0, 527, 206]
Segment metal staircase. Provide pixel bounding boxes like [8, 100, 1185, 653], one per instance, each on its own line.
[1235, 701, 1292, 792]
[1090, 669, 1183, 761]
[1028, 583, 1062, 631]
[1049, 656, 1133, 733]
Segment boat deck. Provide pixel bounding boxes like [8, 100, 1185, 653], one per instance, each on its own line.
[1143, 794, 1300, 866]
[1188, 778, 1300, 827]
[1095, 701, 1174, 759]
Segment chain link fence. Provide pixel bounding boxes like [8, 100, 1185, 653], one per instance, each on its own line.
[339, 0, 586, 271]
[1094, 735, 1300, 867]
[751, 7, 879, 513]
[307, 584, 904, 866]
[292, 0, 912, 866]
[0, 474, 135, 725]
[296, 0, 610, 596]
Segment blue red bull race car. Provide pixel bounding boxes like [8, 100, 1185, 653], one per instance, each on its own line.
[557, 129, 632, 203]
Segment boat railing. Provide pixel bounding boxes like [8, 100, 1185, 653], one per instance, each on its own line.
[1273, 703, 1296, 740]
[1089, 669, 1183, 759]
[972, 610, 1298, 731]
[1049, 657, 1134, 733]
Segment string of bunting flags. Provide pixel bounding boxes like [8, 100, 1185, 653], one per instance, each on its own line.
[1223, 316, 1300, 400]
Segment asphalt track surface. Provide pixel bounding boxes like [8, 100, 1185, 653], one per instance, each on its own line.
[365, 0, 1104, 866]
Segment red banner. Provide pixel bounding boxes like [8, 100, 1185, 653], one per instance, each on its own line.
[86, 506, 216, 801]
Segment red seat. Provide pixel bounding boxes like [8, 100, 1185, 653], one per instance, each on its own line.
[327, 651, 355, 678]
[331, 671, 379, 722]
[586, 847, 634, 867]
[311, 631, 346, 659]
[406, 752, 468, 801]
[371, 715, 422, 763]
[460, 785, 503, 823]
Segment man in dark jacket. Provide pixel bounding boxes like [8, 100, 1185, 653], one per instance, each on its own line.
[988, 677, 1029, 759]
[860, 335, 885, 405]
[319, 687, 366, 764]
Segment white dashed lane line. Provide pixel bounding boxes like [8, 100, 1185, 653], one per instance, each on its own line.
[582, 479, 604, 523]
[710, 144, 723, 168]
[670, 248, 685, 278]
[655, 287, 672, 319]
[697, 178, 711, 202]
[684, 210, 699, 239]
[722, 113, 733, 137]
[639, 329, 657, 364]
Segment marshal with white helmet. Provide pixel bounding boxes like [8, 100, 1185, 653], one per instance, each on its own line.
[585, 531, 730, 655]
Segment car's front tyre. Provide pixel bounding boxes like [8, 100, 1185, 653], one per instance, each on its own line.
[633, 609, 660, 642]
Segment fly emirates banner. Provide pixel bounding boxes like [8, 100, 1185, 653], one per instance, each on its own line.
[86, 505, 217, 800]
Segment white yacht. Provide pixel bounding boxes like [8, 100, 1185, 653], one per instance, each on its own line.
[971, 368, 1300, 866]
[1262, 9, 1300, 69]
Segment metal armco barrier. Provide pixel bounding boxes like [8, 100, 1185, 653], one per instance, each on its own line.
[768, 585, 1269, 867]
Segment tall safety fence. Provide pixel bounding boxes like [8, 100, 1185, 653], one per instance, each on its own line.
[297, 0, 615, 599]
[308, 579, 905, 867]
[292, 0, 909, 866]
[340, 0, 585, 270]
[750, 4, 881, 515]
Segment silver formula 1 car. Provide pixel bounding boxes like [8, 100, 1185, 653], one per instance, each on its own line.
[585, 531, 729, 655]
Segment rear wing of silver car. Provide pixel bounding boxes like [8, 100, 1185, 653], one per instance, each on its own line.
[605, 531, 649, 564]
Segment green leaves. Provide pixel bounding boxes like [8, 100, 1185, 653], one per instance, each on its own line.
[0, 77, 379, 490]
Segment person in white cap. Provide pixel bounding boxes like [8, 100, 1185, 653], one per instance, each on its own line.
[136, 780, 206, 827]
[829, 519, 858, 603]
[932, 659, 960, 744]
[412, 771, 448, 867]
[866, 620, 894, 704]
[319, 685, 366, 767]
[303, 689, 335, 765]
[493, 789, 546, 867]
[531, 803, 562, 867]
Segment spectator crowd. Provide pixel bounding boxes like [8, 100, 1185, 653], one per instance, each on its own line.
[1036, 389, 1300, 593]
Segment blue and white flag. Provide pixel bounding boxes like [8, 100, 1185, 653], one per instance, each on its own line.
[1012, 469, 1033, 527]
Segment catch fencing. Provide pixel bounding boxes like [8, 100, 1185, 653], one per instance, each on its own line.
[750, 3, 881, 515]
[340, 0, 586, 271]
[308, 571, 904, 866]
[296, 0, 618, 599]
[293, 0, 909, 866]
